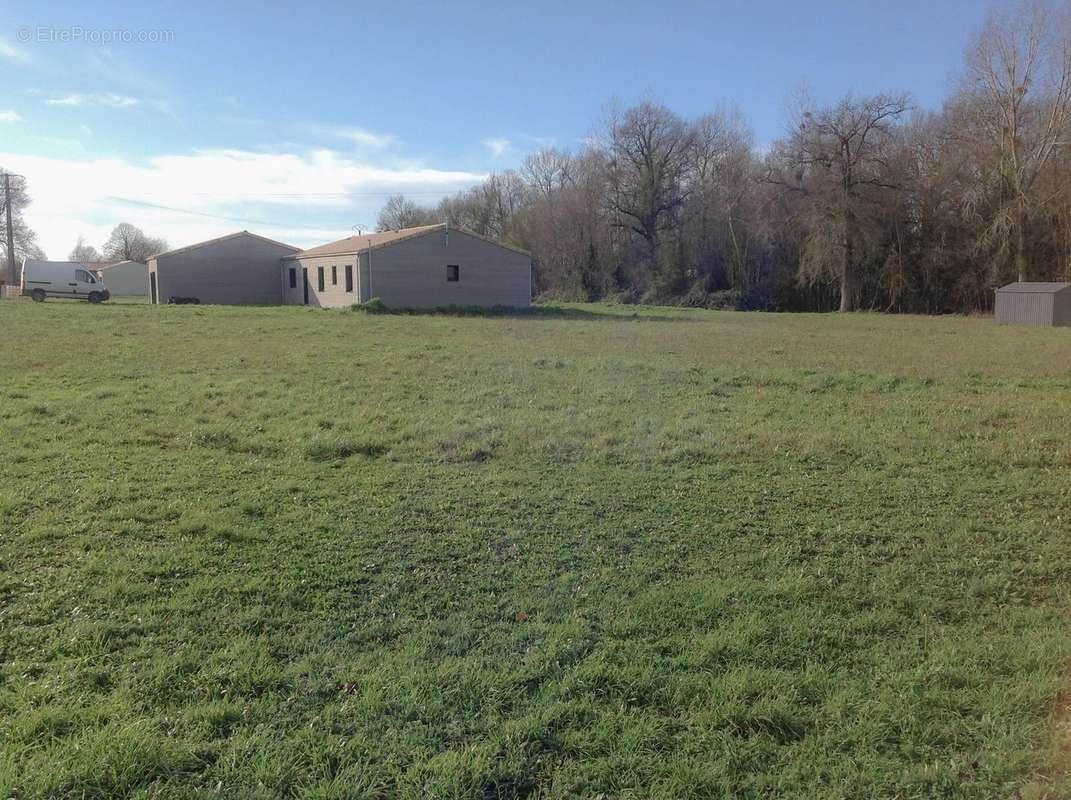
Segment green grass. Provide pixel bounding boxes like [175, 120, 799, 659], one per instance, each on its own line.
[1, 300, 1071, 799]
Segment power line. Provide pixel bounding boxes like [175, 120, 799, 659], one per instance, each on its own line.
[107, 196, 350, 231]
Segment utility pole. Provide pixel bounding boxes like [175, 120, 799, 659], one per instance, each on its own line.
[3, 173, 17, 288]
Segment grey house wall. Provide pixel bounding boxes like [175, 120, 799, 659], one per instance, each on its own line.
[281, 255, 359, 308]
[366, 229, 530, 308]
[98, 261, 147, 297]
[149, 235, 299, 305]
[283, 229, 530, 309]
[995, 286, 1071, 326]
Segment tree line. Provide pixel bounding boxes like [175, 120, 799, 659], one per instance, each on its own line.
[379, 1, 1071, 312]
[69, 224, 169, 265]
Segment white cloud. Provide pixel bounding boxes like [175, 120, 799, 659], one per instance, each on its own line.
[310, 125, 396, 148]
[0, 39, 30, 65]
[0, 111, 23, 123]
[0, 148, 486, 258]
[483, 138, 511, 158]
[45, 93, 141, 108]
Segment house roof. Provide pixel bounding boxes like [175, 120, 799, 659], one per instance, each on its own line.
[150, 230, 300, 261]
[289, 224, 446, 259]
[287, 223, 531, 260]
[996, 281, 1071, 294]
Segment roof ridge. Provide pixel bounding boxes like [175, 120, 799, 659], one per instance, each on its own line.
[288, 223, 531, 259]
[151, 230, 301, 260]
[289, 223, 447, 259]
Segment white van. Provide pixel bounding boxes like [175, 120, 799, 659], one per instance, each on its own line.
[21, 260, 111, 303]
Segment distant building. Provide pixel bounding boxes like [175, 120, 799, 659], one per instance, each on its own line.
[140, 225, 531, 308]
[92, 260, 148, 298]
[994, 282, 1071, 327]
[146, 231, 300, 305]
[282, 223, 531, 309]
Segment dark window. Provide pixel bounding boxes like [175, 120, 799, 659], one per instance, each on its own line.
[331, 265, 337, 285]
[345, 264, 353, 293]
[288, 267, 297, 289]
[317, 266, 325, 291]
[447, 264, 459, 282]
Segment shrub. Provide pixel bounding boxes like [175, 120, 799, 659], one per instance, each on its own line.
[704, 290, 745, 310]
[351, 297, 387, 313]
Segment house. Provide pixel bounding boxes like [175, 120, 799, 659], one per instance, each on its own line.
[995, 282, 1071, 326]
[146, 231, 300, 305]
[91, 260, 148, 297]
[282, 224, 531, 309]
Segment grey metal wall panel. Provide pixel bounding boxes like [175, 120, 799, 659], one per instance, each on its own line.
[364, 229, 530, 309]
[98, 262, 148, 297]
[154, 235, 297, 305]
[996, 292, 1054, 325]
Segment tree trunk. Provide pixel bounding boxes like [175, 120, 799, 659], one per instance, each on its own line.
[1015, 200, 1027, 282]
[839, 269, 856, 312]
[839, 215, 856, 312]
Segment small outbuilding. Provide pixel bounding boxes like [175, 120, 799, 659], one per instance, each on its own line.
[282, 223, 531, 309]
[147, 231, 300, 305]
[994, 282, 1071, 327]
[92, 260, 148, 298]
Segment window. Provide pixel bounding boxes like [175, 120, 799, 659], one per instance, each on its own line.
[446, 264, 459, 282]
[76, 269, 95, 284]
[331, 265, 338, 285]
[288, 267, 297, 289]
[317, 266, 325, 291]
[345, 264, 353, 293]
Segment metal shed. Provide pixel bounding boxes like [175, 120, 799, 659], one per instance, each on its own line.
[93, 260, 148, 297]
[147, 231, 299, 305]
[994, 282, 1071, 326]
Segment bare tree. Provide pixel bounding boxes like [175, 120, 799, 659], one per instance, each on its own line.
[684, 108, 758, 291]
[603, 102, 694, 258]
[768, 93, 911, 311]
[0, 171, 44, 280]
[959, 0, 1071, 282]
[103, 223, 168, 264]
[69, 237, 102, 263]
[437, 172, 529, 240]
[375, 194, 440, 231]
[522, 147, 612, 299]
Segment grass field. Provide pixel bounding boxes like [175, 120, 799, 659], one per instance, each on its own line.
[2, 300, 1071, 799]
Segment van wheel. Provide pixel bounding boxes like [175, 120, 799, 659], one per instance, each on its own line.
[88, 292, 102, 304]
[31, 289, 46, 303]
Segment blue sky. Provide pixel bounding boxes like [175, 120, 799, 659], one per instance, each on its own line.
[1, 0, 997, 258]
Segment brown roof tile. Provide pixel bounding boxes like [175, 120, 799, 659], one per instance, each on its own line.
[289, 224, 446, 259]
[288, 223, 531, 259]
